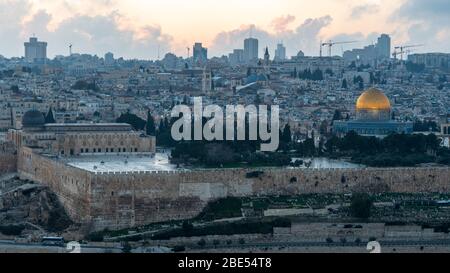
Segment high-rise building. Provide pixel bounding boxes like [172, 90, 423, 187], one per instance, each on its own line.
[408, 53, 450, 69]
[274, 43, 286, 61]
[105, 52, 115, 65]
[343, 34, 391, 64]
[244, 38, 259, 63]
[229, 49, 244, 66]
[376, 34, 391, 60]
[24, 37, 47, 63]
[193, 43, 208, 65]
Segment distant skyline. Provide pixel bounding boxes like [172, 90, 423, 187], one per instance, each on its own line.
[0, 0, 449, 60]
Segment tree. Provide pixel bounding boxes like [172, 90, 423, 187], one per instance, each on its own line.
[145, 110, 156, 136]
[71, 80, 99, 91]
[312, 69, 323, 81]
[405, 61, 425, 73]
[358, 81, 364, 90]
[302, 138, 316, 156]
[333, 110, 343, 121]
[45, 107, 56, 123]
[197, 239, 206, 248]
[352, 75, 365, 89]
[182, 221, 194, 234]
[213, 240, 220, 248]
[350, 193, 373, 219]
[173, 245, 186, 252]
[341, 78, 348, 89]
[116, 112, 146, 131]
[10, 85, 19, 93]
[122, 242, 132, 253]
[281, 124, 292, 144]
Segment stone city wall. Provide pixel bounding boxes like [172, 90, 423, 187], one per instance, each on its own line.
[17, 149, 450, 230]
[0, 153, 17, 175]
[17, 147, 92, 223]
[0, 142, 17, 175]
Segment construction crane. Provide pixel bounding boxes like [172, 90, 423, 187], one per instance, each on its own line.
[392, 44, 424, 62]
[157, 44, 160, 60]
[320, 40, 358, 57]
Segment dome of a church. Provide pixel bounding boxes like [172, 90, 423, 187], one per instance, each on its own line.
[356, 88, 391, 111]
[22, 110, 45, 128]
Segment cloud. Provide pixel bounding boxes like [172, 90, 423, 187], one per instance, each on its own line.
[0, 0, 32, 57]
[210, 16, 333, 57]
[395, 0, 449, 19]
[270, 15, 296, 33]
[392, 0, 450, 52]
[38, 11, 172, 59]
[350, 4, 380, 19]
[2, 0, 448, 59]
[0, 0, 174, 60]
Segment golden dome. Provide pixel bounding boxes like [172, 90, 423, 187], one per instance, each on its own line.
[356, 88, 391, 110]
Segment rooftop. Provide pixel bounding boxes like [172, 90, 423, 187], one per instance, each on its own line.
[65, 153, 176, 173]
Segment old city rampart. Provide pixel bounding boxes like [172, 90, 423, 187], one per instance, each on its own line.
[13, 147, 450, 230]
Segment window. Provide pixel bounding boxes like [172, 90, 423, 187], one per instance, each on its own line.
[80, 148, 84, 153]
[106, 148, 109, 153]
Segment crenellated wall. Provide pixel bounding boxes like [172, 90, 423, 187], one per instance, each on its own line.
[17, 148, 450, 230]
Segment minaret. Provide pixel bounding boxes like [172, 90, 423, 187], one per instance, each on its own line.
[202, 67, 212, 93]
[264, 47, 270, 66]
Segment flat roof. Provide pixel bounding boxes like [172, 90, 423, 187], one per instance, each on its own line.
[65, 153, 176, 173]
[44, 123, 131, 127]
[43, 123, 134, 133]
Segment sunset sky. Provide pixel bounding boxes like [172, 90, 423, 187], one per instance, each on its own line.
[0, 0, 448, 59]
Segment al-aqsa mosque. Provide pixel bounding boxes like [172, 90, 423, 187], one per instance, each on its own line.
[333, 88, 413, 137]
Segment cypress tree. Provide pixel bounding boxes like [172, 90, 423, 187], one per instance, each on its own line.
[146, 110, 156, 136]
[45, 107, 56, 123]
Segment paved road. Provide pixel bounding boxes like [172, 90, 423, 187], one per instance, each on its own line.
[0, 240, 122, 253]
[191, 239, 450, 250]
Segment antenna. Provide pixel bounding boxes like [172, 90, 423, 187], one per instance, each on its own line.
[319, 40, 323, 57]
[157, 44, 160, 60]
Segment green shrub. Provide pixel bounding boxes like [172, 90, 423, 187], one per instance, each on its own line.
[350, 193, 373, 219]
[0, 225, 25, 236]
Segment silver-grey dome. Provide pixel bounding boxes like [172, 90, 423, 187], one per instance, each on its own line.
[22, 110, 45, 128]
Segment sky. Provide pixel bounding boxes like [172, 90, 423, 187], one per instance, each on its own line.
[0, 0, 449, 60]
